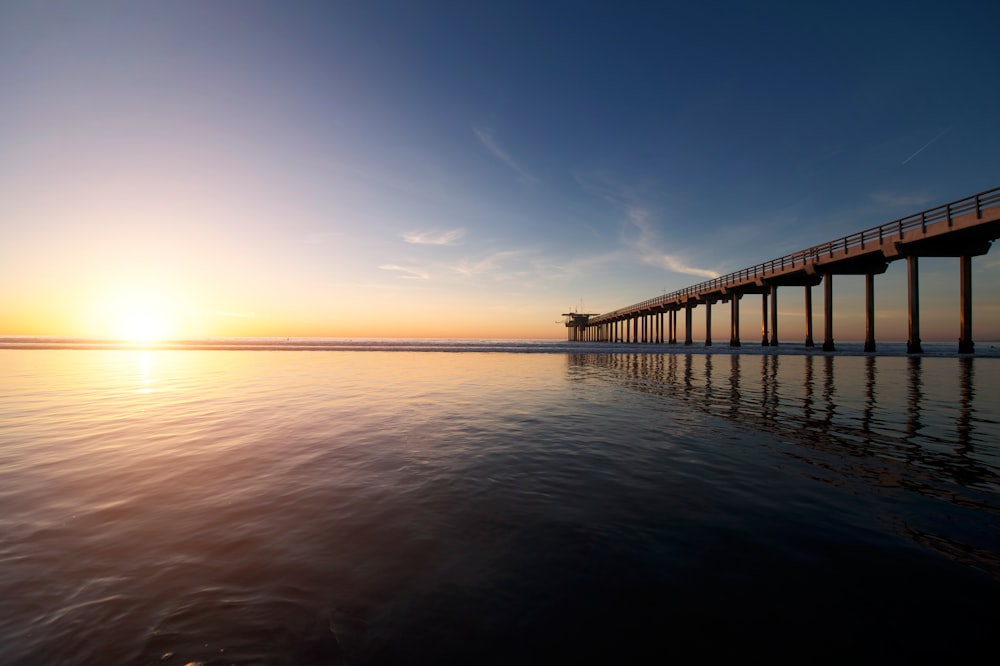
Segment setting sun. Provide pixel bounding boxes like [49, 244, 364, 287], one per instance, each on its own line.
[96, 287, 183, 342]
[114, 306, 173, 342]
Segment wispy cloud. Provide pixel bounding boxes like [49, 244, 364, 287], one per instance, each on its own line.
[869, 191, 933, 209]
[447, 249, 530, 278]
[402, 228, 465, 246]
[379, 264, 429, 280]
[643, 253, 721, 279]
[473, 127, 537, 183]
[625, 207, 720, 279]
[902, 126, 952, 165]
[535, 249, 626, 283]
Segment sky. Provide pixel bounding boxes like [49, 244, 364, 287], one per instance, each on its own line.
[1, 0, 999, 341]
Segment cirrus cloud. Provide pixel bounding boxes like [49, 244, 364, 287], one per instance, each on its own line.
[402, 228, 465, 246]
[379, 264, 429, 280]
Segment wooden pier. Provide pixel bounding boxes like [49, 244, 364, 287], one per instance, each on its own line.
[565, 186, 1000, 353]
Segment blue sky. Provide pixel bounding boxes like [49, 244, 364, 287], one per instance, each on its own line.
[1, 1, 998, 339]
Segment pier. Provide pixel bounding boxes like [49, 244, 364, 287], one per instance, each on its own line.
[565, 186, 1000, 353]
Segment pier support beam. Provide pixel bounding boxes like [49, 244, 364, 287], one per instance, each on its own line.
[907, 255, 923, 354]
[684, 304, 693, 345]
[959, 255, 974, 354]
[769, 285, 779, 346]
[804, 285, 814, 348]
[761, 292, 770, 346]
[822, 274, 835, 352]
[705, 301, 713, 347]
[669, 310, 677, 344]
[730, 294, 742, 347]
[864, 273, 876, 353]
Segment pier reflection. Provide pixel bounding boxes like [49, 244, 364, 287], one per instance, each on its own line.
[907, 357, 923, 443]
[566, 351, 1000, 576]
[958, 357, 974, 450]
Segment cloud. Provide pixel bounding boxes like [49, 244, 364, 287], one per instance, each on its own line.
[402, 228, 465, 246]
[869, 191, 933, 209]
[624, 207, 720, 279]
[642, 253, 721, 279]
[379, 264, 429, 280]
[536, 249, 626, 282]
[473, 127, 537, 183]
[447, 249, 529, 278]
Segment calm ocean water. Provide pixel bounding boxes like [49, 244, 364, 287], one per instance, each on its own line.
[1, 339, 998, 664]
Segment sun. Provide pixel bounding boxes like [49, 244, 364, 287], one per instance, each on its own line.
[115, 307, 172, 342]
[108, 296, 177, 343]
[91, 283, 192, 343]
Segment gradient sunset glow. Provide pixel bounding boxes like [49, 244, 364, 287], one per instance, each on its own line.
[2, 2, 999, 341]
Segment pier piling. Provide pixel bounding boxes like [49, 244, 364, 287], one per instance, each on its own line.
[959, 255, 974, 354]
[907, 256, 923, 354]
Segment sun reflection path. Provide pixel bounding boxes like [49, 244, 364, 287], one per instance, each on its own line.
[138, 351, 154, 394]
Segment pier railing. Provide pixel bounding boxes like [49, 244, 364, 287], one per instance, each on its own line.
[596, 186, 1000, 321]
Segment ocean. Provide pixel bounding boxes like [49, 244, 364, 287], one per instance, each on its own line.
[1, 339, 998, 664]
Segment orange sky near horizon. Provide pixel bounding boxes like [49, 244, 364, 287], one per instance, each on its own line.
[4, 251, 999, 343]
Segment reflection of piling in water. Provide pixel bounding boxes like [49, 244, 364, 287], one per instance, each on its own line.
[729, 354, 741, 419]
[683, 354, 693, 396]
[823, 355, 836, 425]
[906, 357, 923, 442]
[957, 357, 973, 450]
[565, 352, 998, 499]
[762, 354, 780, 425]
[760, 354, 771, 419]
[564, 351, 1000, 576]
[862, 355, 876, 437]
[567, 351, 999, 577]
[704, 354, 713, 402]
[803, 354, 814, 423]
